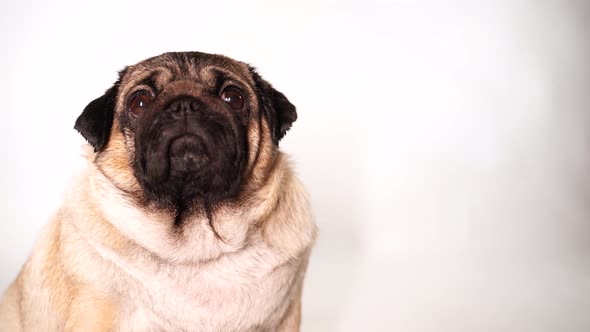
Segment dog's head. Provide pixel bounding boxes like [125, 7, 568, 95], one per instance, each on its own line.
[75, 52, 296, 215]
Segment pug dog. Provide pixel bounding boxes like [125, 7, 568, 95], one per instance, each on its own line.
[0, 52, 317, 332]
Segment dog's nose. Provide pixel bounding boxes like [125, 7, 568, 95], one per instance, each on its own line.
[167, 96, 203, 118]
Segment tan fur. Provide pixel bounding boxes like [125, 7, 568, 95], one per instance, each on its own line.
[0, 54, 317, 331]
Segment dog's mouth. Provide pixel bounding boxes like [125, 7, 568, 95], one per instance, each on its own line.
[138, 124, 215, 184]
[168, 134, 210, 176]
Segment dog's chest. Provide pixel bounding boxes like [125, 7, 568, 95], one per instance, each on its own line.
[112, 248, 295, 332]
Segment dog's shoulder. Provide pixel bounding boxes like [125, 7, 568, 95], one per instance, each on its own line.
[261, 153, 318, 259]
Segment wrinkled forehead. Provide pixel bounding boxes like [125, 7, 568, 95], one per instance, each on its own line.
[121, 52, 254, 91]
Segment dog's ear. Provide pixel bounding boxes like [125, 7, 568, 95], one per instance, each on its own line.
[250, 68, 297, 145]
[74, 70, 126, 151]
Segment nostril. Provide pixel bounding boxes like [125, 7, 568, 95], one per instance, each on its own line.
[168, 102, 181, 113]
[167, 97, 202, 115]
[189, 100, 200, 111]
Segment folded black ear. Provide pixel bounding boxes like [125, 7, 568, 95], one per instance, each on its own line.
[250, 68, 297, 145]
[74, 74, 124, 152]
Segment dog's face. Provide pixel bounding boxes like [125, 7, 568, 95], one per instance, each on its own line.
[74, 52, 296, 217]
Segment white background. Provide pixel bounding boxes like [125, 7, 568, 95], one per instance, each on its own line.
[1, 1, 589, 331]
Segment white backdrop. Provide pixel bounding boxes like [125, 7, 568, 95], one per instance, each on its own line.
[1, 1, 589, 331]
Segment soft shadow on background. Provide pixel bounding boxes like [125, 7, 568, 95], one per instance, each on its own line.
[0, 1, 589, 331]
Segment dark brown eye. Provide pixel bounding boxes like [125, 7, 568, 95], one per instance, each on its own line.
[128, 90, 154, 117]
[220, 86, 244, 110]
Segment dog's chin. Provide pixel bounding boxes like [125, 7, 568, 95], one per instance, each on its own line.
[168, 135, 209, 177]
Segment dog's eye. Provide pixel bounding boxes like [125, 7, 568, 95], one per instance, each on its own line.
[220, 86, 244, 111]
[128, 90, 154, 117]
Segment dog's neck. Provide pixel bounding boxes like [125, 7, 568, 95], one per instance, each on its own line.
[56, 146, 315, 330]
[71, 145, 288, 264]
